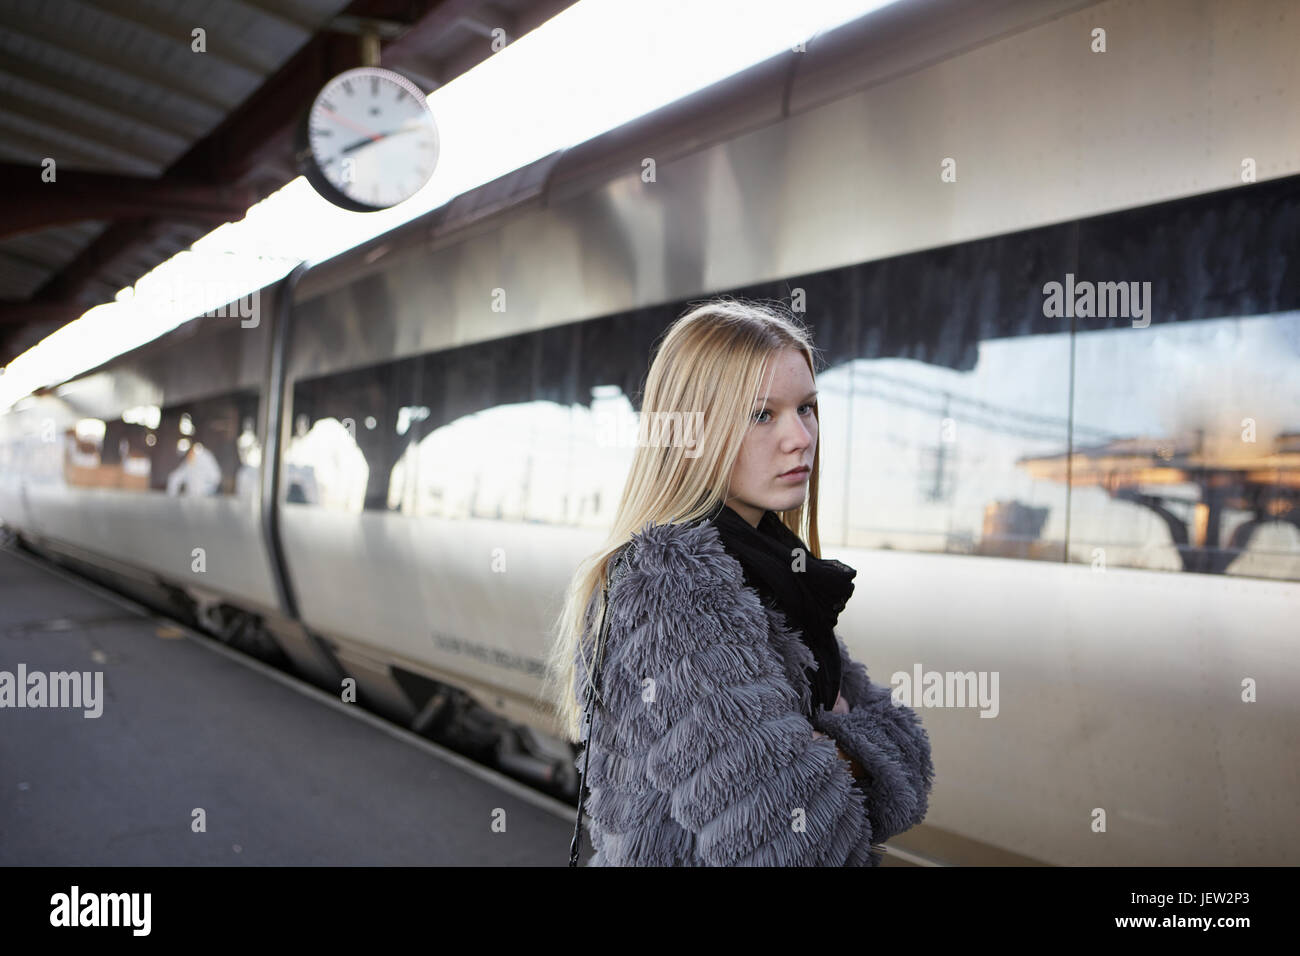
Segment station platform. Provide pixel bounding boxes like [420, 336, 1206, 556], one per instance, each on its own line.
[0, 545, 582, 866]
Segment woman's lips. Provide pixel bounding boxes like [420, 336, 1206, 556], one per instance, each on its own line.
[777, 466, 810, 480]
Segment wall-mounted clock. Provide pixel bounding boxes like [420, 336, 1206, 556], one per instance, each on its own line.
[295, 66, 440, 212]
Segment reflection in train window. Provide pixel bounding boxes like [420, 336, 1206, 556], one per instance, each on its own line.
[1063, 312, 1300, 581]
[406, 387, 638, 525]
[151, 392, 259, 496]
[286, 322, 648, 526]
[279, 297, 1296, 580]
[51, 391, 259, 496]
[287, 356, 421, 511]
[814, 310, 1299, 580]
[100, 406, 156, 491]
[817, 337, 1073, 562]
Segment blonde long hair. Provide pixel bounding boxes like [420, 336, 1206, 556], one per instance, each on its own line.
[542, 295, 826, 743]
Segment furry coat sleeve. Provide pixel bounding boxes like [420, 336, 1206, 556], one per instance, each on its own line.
[811, 635, 935, 847]
[573, 518, 933, 866]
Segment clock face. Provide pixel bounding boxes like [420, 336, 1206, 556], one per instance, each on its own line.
[300, 67, 439, 212]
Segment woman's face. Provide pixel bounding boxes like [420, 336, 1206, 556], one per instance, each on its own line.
[724, 347, 818, 528]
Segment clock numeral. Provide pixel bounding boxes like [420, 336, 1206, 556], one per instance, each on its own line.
[341, 80, 353, 95]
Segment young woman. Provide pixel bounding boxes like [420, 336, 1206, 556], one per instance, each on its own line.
[544, 297, 934, 866]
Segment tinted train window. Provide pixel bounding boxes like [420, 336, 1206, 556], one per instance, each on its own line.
[1062, 180, 1300, 581]
[707, 177, 1296, 580]
[712, 227, 1076, 565]
[286, 355, 422, 510]
[285, 311, 666, 525]
[150, 392, 260, 496]
[408, 333, 540, 521]
[814, 345, 1072, 562]
[48, 390, 259, 496]
[1065, 313, 1300, 580]
[408, 320, 658, 527]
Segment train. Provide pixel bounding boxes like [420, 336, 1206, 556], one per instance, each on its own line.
[1, 0, 1297, 865]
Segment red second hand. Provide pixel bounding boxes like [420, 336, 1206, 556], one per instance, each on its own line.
[320, 106, 383, 142]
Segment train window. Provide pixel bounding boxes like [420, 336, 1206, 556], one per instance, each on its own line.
[284, 313, 664, 529]
[1066, 311, 1300, 580]
[410, 333, 544, 521]
[552, 308, 680, 528]
[1057, 182, 1300, 582]
[814, 335, 1073, 562]
[148, 391, 260, 497]
[99, 418, 154, 491]
[28, 390, 258, 497]
[286, 355, 421, 511]
[778, 186, 1297, 582]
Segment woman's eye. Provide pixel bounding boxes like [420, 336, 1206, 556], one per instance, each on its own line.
[753, 404, 814, 424]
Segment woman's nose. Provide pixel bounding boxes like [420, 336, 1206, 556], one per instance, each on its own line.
[783, 412, 813, 447]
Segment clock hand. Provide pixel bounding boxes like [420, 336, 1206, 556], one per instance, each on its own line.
[340, 127, 421, 155]
[319, 106, 383, 143]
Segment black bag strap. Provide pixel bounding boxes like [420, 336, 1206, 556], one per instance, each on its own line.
[568, 542, 633, 867]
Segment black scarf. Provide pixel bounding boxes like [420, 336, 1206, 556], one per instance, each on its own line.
[706, 503, 856, 715]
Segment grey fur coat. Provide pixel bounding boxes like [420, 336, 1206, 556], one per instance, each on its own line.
[573, 517, 934, 866]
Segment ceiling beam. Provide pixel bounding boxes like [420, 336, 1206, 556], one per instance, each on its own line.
[0, 299, 88, 330]
[0, 162, 258, 240]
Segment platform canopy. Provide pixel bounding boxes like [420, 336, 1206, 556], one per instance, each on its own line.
[0, 0, 576, 367]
